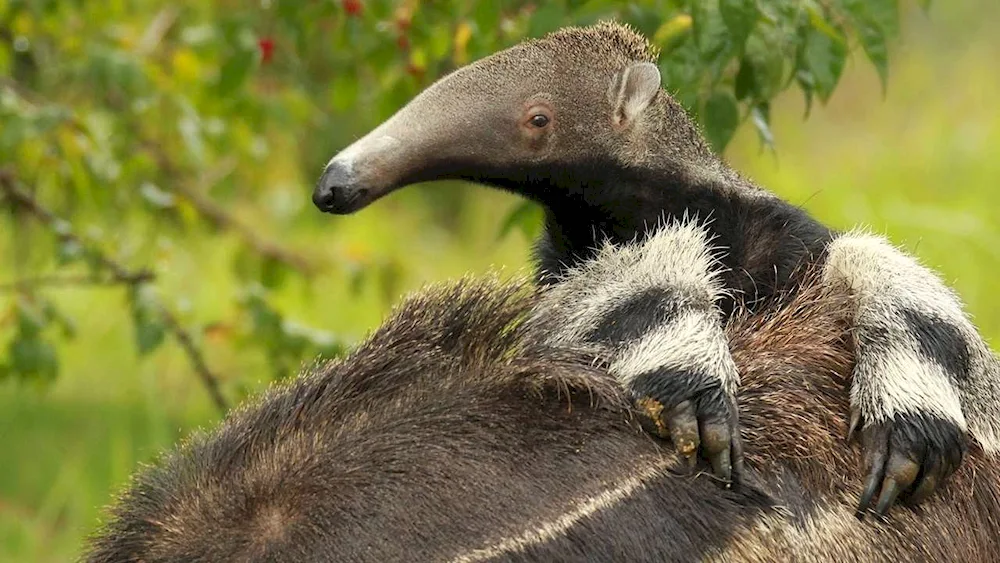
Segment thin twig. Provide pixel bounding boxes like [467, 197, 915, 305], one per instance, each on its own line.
[0, 169, 229, 413]
[147, 150, 319, 275]
[0, 271, 155, 291]
[157, 306, 228, 413]
[1, 171, 132, 280]
[2, 75, 317, 275]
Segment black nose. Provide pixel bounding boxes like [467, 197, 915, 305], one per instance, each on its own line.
[313, 162, 356, 213]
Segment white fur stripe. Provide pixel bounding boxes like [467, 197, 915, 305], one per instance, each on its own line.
[613, 309, 739, 395]
[822, 232, 965, 320]
[535, 217, 725, 347]
[449, 457, 673, 563]
[851, 344, 966, 426]
[823, 230, 999, 449]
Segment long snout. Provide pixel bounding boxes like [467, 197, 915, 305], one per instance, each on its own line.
[312, 69, 510, 216]
[313, 129, 407, 215]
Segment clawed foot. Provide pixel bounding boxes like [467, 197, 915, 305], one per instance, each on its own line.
[848, 408, 967, 520]
[636, 387, 744, 488]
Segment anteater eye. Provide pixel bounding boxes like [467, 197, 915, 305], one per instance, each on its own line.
[529, 114, 550, 128]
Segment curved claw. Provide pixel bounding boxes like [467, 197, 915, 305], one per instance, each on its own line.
[874, 478, 902, 519]
[666, 400, 700, 471]
[731, 431, 746, 488]
[847, 407, 862, 443]
[907, 456, 942, 506]
[873, 451, 920, 518]
[701, 419, 733, 486]
[856, 431, 889, 520]
[854, 414, 966, 521]
[635, 392, 743, 489]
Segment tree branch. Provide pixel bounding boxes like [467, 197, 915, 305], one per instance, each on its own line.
[0, 169, 229, 413]
[147, 150, 319, 276]
[2, 75, 317, 276]
[0, 271, 155, 291]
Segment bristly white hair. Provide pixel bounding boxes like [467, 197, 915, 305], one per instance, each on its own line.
[824, 230, 1000, 451]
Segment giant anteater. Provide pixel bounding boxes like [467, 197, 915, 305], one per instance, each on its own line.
[86, 271, 1000, 562]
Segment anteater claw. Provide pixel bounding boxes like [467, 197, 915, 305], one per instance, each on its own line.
[847, 407, 862, 443]
[853, 413, 967, 521]
[636, 391, 743, 488]
[907, 456, 942, 506]
[701, 420, 733, 485]
[666, 400, 700, 470]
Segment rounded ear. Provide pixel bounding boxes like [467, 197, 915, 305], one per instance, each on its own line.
[610, 62, 661, 128]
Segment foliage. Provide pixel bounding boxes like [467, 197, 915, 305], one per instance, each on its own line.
[0, 0, 907, 408]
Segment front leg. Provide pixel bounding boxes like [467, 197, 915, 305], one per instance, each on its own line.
[613, 305, 742, 484]
[823, 231, 999, 518]
[533, 219, 742, 486]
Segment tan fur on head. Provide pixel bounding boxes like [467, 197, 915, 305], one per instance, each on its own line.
[532, 21, 660, 67]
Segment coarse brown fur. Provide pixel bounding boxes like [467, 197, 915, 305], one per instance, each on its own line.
[85, 274, 1000, 562]
[313, 21, 989, 517]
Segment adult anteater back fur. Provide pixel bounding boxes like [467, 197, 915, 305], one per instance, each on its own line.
[86, 276, 1000, 562]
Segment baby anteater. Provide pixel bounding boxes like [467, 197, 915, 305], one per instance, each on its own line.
[313, 22, 1000, 518]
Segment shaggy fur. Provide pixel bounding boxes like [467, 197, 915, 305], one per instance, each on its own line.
[531, 219, 741, 476]
[312, 21, 997, 511]
[86, 273, 1000, 562]
[824, 232, 1000, 451]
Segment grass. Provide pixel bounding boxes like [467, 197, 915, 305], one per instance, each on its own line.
[2, 3, 998, 561]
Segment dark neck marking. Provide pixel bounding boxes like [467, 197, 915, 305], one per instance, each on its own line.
[497, 163, 834, 313]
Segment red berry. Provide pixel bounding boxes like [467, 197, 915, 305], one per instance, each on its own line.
[342, 0, 362, 17]
[258, 37, 275, 64]
[396, 34, 409, 51]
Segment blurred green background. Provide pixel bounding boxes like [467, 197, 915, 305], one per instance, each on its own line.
[1, 0, 997, 560]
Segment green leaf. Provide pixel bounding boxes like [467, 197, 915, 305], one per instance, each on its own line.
[702, 90, 740, 153]
[750, 104, 774, 150]
[691, 1, 735, 79]
[734, 57, 755, 101]
[260, 256, 290, 290]
[569, 0, 620, 26]
[855, 18, 888, 92]
[795, 68, 816, 117]
[134, 315, 166, 356]
[528, 2, 565, 38]
[844, 0, 897, 93]
[734, 39, 783, 103]
[8, 334, 59, 383]
[719, 0, 758, 48]
[128, 284, 166, 356]
[861, 0, 901, 38]
[497, 200, 543, 242]
[471, 2, 503, 44]
[242, 288, 282, 338]
[659, 41, 701, 111]
[41, 299, 77, 339]
[216, 46, 258, 97]
[652, 14, 694, 53]
[798, 21, 846, 102]
[15, 297, 47, 338]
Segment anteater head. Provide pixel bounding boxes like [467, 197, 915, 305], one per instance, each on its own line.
[314, 22, 714, 215]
